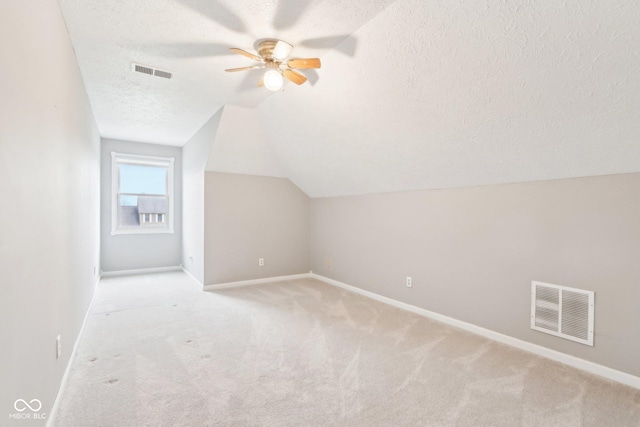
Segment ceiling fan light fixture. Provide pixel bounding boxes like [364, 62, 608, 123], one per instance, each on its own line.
[263, 70, 284, 91]
[272, 40, 293, 61]
[226, 39, 320, 90]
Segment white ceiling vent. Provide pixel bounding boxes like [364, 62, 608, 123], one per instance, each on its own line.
[132, 63, 172, 79]
[531, 281, 594, 346]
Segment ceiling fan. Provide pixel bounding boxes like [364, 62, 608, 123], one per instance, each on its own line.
[225, 39, 321, 91]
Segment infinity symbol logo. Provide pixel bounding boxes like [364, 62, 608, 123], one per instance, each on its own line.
[14, 399, 42, 412]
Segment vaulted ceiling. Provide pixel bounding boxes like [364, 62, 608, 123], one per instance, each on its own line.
[59, 0, 640, 197]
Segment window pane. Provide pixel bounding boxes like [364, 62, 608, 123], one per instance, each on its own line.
[120, 195, 137, 206]
[112, 153, 173, 234]
[119, 164, 167, 195]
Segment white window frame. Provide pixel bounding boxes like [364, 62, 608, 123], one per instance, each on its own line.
[111, 152, 175, 235]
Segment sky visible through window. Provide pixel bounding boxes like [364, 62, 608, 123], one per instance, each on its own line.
[119, 164, 167, 206]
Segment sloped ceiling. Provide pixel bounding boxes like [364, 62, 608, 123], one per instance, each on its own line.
[57, 0, 396, 145]
[206, 105, 286, 177]
[59, 0, 640, 197]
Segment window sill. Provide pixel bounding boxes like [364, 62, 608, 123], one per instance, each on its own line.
[111, 228, 175, 236]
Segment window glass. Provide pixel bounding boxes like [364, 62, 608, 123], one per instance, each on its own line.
[111, 153, 174, 235]
[119, 164, 167, 195]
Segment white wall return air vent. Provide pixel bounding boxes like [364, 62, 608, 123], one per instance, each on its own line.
[132, 63, 172, 79]
[531, 281, 594, 346]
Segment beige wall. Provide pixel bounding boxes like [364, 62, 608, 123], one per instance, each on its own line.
[204, 172, 310, 285]
[0, 0, 101, 423]
[310, 173, 640, 377]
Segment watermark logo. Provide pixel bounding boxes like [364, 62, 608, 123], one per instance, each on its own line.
[9, 399, 46, 420]
[14, 399, 41, 412]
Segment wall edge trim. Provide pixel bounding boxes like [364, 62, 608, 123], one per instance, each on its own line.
[204, 273, 312, 291]
[311, 273, 640, 391]
[46, 276, 101, 427]
[181, 266, 204, 288]
[101, 265, 181, 277]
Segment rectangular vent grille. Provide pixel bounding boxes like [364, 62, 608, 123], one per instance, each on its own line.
[132, 63, 172, 79]
[154, 69, 172, 79]
[531, 281, 594, 346]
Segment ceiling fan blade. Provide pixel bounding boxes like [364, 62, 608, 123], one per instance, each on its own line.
[230, 48, 262, 62]
[287, 58, 321, 69]
[225, 65, 263, 72]
[283, 69, 307, 85]
[258, 75, 264, 87]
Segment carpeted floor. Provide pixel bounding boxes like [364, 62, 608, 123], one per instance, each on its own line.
[53, 272, 640, 426]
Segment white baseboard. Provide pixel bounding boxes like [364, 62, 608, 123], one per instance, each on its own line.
[311, 273, 640, 391]
[47, 275, 101, 427]
[100, 265, 181, 278]
[181, 266, 204, 288]
[204, 273, 312, 291]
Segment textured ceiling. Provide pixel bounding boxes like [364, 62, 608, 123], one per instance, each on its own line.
[57, 0, 395, 145]
[258, 0, 640, 196]
[59, 0, 640, 197]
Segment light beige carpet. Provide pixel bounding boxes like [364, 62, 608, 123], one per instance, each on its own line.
[53, 272, 640, 426]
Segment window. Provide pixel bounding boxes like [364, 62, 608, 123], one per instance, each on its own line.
[111, 152, 174, 235]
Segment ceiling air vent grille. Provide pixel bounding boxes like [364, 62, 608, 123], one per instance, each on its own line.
[132, 63, 172, 79]
[531, 281, 594, 346]
[154, 69, 172, 79]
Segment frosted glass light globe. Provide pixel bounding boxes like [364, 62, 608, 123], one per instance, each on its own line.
[272, 40, 293, 61]
[263, 70, 283, 91]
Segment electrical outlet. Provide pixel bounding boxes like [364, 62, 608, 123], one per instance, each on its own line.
[258, 258, 264, 267]
[327, 259, 332, 268]
[406, 277, 413, 288]
[56, 335, 61, 359]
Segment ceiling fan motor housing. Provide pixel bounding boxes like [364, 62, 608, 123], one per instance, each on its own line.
[257, 39, 279, 59]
